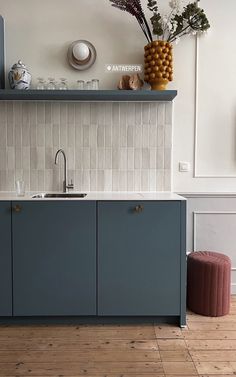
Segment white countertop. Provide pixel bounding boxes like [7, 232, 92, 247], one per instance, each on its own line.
[0, 191, 186, 201]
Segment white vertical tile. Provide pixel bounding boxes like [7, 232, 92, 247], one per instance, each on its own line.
[36, 123, 45, 147]
[105, 148, 112, 169]
[53, 124, 60, 147]
[142, 103, 150, 125]
[15, 147, 22, 170]
[165, 124, 172, 147]
[134, 124, 142, 148]
[82, 148, 90, 169]
[149, 169, 157, 191]
[75, 124, 82, 147]
[30, 147, 37, 169]
[90, 170, 97, 191]
[45, 148, 53, 169]
[127, 170, 134, 191]
[90, 124, 97, 147]
[97, 170, 105, 191]
[127, 148, 134, 170]
[52, 103, 60, 124]
[112, 170, 119, 191]
[157, 125, 164, 147]
[7, 147, 15, 170]
[149, 124, 157, 147]
[112, 148, 120, 170]
[67, 123, 75, 148]
[120, 148, 127, 170]
[38, 170, 45, 191]
[97, 148, 105, 169]
[45, 169, 53, 191]
[164, 169, 172, 191]
[150, 149, 157, 169]
[156, 169, 164, 191]
[157, 148, 164, 169]
[142, 148, 150, 169]
[165, 102, 173, 125]
[67, 103, 75, 124]
[83, 125, 90, 147]
[119, 171, 127, 191]
[157, 103, 165, 126]
[14, 124, 22, 147]
[90, 104, 98, 125]
[36, 147, 45, 170]
[0, 123, 6, 146]
[0, 148, 6, 169]
[30, 170, 38, 191]
[90, 148, 97, 169]
[75, 170, 82, 191]
[30, 124, 36, 147]
[60, 103, 67, 125]
[37, 103, 45, 124]
[141, 170, 149, 191]
[22, 147, 30, 170]
[7, 123, 14, 146]
[134, 170, 141, 191]
[104, 170, 112, 191]
[150, 103, 157, 125]
[135, 103, 142, 125]
[45, 103, 52, 124]
[22, 103, 30, 125]
[164, 147, 172, 169]
[75, 148, 83, 169]
[127, 125, 134, 147]
[134, 148, 142, 169]
[127, 103, 135, 125]
[97, 125, 105, 147]
[22, 123, 30, 147]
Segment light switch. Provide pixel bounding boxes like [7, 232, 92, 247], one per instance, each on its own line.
[179, 161, 190, 172]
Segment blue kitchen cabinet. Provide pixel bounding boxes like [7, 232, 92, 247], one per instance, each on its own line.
[0, 202, 12, 316]
[12, 201, 96, 316]
[98, 201, 186, 324]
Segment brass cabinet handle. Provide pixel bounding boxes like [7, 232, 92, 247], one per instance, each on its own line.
[134, 205, 144, 214]
[13, 204, 22, 213]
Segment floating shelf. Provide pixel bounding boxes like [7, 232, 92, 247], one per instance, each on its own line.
[0, 89, 177, 102]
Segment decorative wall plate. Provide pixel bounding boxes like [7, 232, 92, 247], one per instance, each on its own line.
[67, 40, 97, 71]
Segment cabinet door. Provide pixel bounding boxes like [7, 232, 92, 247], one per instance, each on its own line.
[98, 201, 181, 316]
[12, 201, 96, 316]
[0, 202, 12, 316]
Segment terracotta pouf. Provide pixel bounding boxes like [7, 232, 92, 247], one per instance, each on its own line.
[187, 251, 231, 316]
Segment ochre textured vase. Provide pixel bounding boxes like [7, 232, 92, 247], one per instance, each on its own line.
[144, 40, 173, 90]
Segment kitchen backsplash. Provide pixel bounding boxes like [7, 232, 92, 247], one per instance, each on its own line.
[0, 101, 173, 192]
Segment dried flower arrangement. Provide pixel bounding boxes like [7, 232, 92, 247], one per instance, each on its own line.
[109, 0, 210, 43]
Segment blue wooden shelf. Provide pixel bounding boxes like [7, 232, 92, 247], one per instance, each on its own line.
[0, 89, 177, 102]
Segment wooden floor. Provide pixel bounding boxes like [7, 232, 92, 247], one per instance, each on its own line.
[0, 297, 236, 376]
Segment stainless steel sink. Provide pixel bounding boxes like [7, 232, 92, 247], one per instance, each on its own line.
[32, 193, 87, 199]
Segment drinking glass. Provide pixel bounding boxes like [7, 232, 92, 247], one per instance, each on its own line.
[91, 79, 99, 90]
[36, 77, 46, 90]
[77, 80, 85, 90]
[47, 78, 56, 90]
[58, 78, 68, 90]
[15, 180, 25, 197]
[86, 81, 92, 90]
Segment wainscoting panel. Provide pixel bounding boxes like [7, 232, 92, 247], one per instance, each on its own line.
[182, 193, 236, 294]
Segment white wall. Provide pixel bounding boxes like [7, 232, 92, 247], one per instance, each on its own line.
[1, 0, 235, 192]
[1, 0, 236, 282]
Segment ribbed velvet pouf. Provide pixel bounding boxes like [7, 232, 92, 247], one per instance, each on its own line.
[187, 251, 231, 317]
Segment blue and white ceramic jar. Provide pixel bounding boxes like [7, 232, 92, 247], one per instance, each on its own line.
[8, 60, 31, 90]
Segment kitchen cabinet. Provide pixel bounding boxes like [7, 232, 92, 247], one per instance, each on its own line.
[98, 201, 186, 325]
[12, 201, 96, 316]
[0, 202, 12, 316]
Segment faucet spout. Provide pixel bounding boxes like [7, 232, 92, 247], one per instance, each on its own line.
[55, 149, 73, 193]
